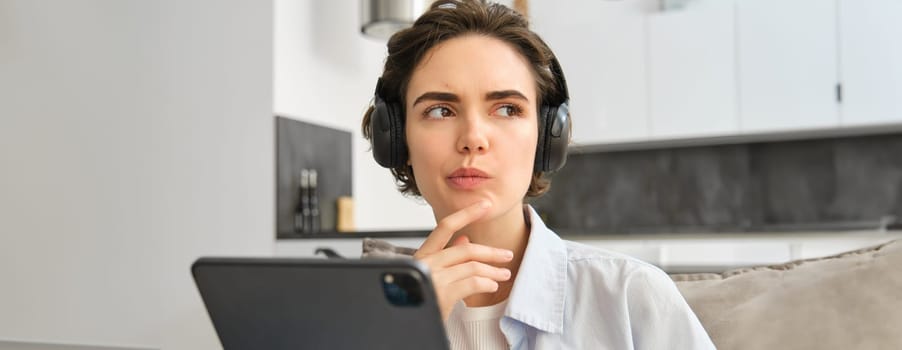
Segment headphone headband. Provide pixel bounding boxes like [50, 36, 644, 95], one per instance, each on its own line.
[547, 56, 569, 106]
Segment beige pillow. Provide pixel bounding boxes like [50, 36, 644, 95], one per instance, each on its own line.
[671, 239, 902, 350]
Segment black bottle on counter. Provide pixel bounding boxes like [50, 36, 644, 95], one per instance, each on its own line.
[308, 169, 320, 233]
[294, 169, 310, 234]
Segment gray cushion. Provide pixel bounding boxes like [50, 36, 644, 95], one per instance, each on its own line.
[672, 239, 902, 350]
[361, 237, 417, 258]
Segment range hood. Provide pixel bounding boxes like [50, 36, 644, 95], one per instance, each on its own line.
[360, 0, 435, 40]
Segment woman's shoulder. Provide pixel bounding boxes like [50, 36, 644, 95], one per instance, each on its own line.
[556, 240, 716, 349]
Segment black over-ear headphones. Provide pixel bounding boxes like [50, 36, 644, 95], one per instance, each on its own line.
[370, 56, 570, 173]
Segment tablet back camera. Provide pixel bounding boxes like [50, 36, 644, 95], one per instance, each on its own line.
[381, 271, 425, 307]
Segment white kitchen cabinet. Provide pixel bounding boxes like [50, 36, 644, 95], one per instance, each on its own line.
[647, 0, 738, 139]
[531, 0, 901, 147]
[839, 0, 902, 125]
[530, 0, 654, 145]
[736, 0, 839, 133]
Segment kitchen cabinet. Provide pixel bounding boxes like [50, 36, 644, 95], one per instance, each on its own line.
[530, 0, 654, 144]
[736, 0, 839, 133]
[530, 0, 902, 148]
[647, 0, 738, 139]
[839, 0, 902, 125]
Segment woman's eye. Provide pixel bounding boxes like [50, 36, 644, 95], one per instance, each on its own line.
[495, 104, 523, 118]
[424, 106, 453, 119]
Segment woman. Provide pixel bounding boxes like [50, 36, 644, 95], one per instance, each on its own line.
[361, 1, 715, 349]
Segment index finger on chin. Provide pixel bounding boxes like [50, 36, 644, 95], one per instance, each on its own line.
[417, 200, 491, 256]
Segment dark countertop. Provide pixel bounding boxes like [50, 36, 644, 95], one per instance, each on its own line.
[277, 230, 431, 239]
[277, 224, 902, 240]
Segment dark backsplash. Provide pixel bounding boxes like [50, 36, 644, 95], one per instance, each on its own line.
[530, 133, 902, 234]
[275, 116, 352, 235]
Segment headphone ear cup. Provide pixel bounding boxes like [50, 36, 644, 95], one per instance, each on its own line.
[534, 105, 552, 172]
[534, 102, 570, 172]
[387, 101, 408, 167]
[371, 96, 407, 168]
[546, 101, 570, 171]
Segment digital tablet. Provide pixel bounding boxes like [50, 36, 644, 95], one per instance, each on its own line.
[192, 257, 449, 350]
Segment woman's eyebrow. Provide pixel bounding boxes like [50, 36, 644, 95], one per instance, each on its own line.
[485, 90, 528, 102]
[412, 92, 459, 107]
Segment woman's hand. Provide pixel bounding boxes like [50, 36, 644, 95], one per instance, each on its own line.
[414, 200, 514, 322]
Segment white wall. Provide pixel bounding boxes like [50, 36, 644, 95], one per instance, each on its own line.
[0, 0, 273, 348]
[273, 0, 436, 231]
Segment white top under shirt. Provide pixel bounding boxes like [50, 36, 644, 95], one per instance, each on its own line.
[446, 300, 510, 350]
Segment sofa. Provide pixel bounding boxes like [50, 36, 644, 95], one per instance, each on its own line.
[362, 238, 902, 349]
[671, 238, 902, 350]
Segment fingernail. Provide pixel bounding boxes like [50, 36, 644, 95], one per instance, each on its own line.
[501, 269, 511, 278]
[480, 200, 490, 209]
[501, 250, 513, 259]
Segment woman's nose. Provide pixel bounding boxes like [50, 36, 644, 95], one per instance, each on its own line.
[456, 115, 489, 154]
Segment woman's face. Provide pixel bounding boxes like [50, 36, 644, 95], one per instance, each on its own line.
[405, 34, 539, 220]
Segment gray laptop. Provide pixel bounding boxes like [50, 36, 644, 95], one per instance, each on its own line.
[192, 257, 449, 350]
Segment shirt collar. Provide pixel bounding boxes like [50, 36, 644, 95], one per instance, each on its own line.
[503, 204, 568, 334]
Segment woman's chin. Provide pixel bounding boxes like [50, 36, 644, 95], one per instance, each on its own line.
[430, 196, 488, 216]
[450, 194, 493, 208]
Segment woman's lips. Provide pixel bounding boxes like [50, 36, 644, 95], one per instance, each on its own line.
[447, 167, 491, 190]
[447, 176, 489, 190]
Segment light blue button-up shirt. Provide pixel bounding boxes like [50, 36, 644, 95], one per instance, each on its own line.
[443, 205, 716, 349]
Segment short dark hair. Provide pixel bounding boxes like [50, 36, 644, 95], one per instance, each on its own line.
[361, 0, 566, 198]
